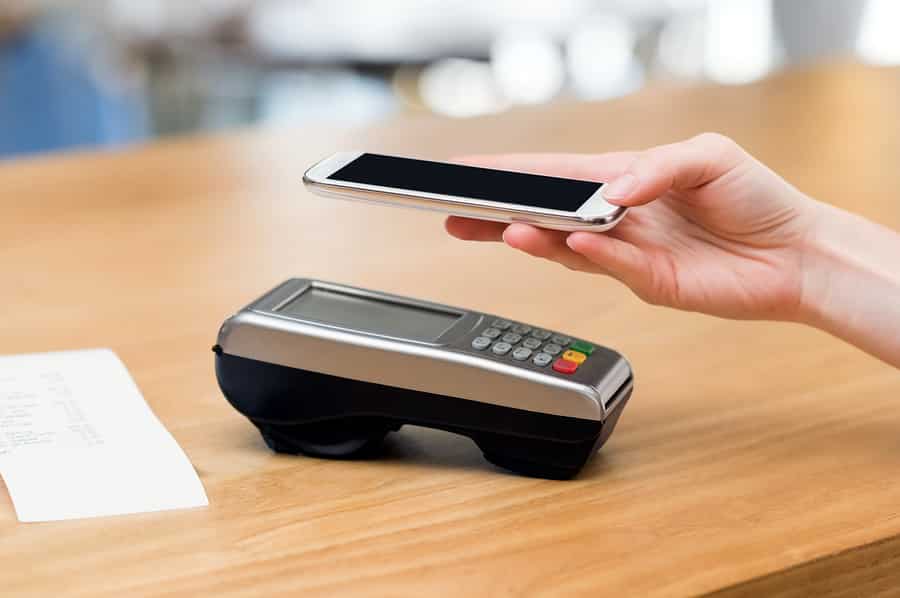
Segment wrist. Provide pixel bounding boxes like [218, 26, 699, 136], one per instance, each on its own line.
[795, 200, 900, 366]
[795, 201, 841, 329]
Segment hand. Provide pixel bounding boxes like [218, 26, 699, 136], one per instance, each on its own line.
[446, 133, 821, 321]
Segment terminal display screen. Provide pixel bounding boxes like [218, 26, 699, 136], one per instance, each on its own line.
[278, 287, 461, 342]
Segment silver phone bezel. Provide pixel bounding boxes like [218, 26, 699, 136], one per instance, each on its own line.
[302, 151, 627, 231]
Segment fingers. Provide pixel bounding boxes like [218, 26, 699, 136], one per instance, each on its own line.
[451, 152, 636, 182]
[446, 217, 648, 284]
[502, 224, 567, 256]
[501, 224, 606, 273]
[602, 132, 748, 206]
[445, 216, 506, 241]
[565, 231, 650, 289]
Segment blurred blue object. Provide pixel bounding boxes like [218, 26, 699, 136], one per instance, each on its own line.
[0, 22, 147, 159]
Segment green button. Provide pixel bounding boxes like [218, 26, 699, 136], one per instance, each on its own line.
[569, 340, 594, 355]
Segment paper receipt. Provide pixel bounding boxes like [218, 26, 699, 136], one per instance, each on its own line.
[0, 349, 208, 522]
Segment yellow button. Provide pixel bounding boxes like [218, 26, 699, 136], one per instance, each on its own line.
[562, 350, 586, 364]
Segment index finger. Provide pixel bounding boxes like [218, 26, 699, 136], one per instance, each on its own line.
[445, 216, 506, 241]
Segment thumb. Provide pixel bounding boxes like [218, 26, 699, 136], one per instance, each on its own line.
[601, 133, 747, 207]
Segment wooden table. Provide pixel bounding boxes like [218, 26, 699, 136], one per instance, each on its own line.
[2, 62, 900, 597]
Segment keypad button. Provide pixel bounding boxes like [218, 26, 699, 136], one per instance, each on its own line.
[482, 327, 501, 339]
[491, 342, 512, 355]
[532, 352, 553, 367]
[512, 347, 532, 361]
[492, 319, 512, 330]
[511, 324, 532, 335]
[501, 332, 522, 344]
[471, 336, 492, 351]
[551, 334, 572, 345]
[552, 358, 579, 374]
[531, 329, 552, 340]
[522, 338, 542, 350]
[569, 340, 595, 355]
[562, 349, 587, 364]
[542, 343, 562, 355]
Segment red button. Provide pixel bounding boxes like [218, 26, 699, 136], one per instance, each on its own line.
[552, 358, 579, 374]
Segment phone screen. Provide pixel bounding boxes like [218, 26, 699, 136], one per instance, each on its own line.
[327, 153, 603, 213]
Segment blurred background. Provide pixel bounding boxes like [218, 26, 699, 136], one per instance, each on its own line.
[0, 0, 897, 160]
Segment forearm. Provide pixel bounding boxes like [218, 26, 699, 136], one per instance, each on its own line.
[798, 201, 900, 368]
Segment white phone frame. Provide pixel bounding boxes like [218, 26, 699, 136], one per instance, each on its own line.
[302, 152, 627, 232]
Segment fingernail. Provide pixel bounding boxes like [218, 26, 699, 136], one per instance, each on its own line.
[602, 174, 638, 202]
[566, 232, 591, 252]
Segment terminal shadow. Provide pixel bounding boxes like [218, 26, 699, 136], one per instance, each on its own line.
[245, 421, 619, 480]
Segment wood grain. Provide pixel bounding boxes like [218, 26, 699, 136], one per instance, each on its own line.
[1, 62, 899, 597]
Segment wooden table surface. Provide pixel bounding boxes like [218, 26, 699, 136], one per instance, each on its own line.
[2, 62, 900, 597]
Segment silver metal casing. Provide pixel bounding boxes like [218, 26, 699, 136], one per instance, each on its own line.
[216, 279, 632, 422]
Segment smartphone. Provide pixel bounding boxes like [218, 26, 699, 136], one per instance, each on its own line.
[303, 152, 626, 231]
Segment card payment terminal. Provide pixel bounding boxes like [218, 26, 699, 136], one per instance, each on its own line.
[214, 279, 633, 479]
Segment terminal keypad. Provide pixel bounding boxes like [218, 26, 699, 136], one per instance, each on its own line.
[470, 319, 595, 375]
